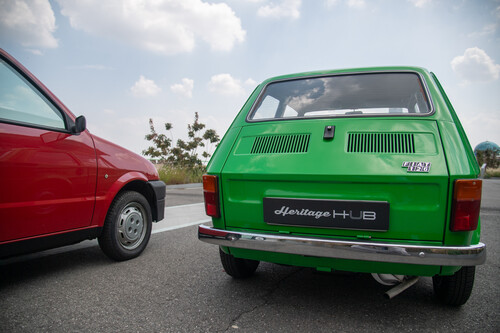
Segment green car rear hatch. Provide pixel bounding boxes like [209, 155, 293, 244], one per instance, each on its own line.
[219, 70, 449, 243]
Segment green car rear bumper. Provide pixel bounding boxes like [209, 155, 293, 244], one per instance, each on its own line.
[198, 225, 486, 267]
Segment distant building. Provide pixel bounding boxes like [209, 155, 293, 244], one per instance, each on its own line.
[474, 141, 500, 162]
[474, 141, 499, 153]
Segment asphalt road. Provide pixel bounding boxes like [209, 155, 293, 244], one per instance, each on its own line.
[0, 181, 499, 332]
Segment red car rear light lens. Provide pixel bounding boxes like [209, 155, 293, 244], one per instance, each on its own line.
[203, 175, 220, 218]
[450, 179, 482, 232]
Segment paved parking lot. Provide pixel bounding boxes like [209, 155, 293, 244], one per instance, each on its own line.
[0, 181, 499, 332]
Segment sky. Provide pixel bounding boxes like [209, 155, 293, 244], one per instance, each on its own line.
[1, 0, 499, 157]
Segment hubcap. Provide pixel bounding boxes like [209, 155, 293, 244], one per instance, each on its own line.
[117, 203, 146, 250]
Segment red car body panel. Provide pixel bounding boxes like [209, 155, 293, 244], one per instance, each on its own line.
[0, 123, 97, 241]
[90, 135, 159, 227]
[0, 48, 165, 257]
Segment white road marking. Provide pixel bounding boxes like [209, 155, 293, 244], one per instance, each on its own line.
[0, 203, 209, 265]
[165, 202, 205, 210]
[152, 219, 211, 234]
[153, 202, 208, 233]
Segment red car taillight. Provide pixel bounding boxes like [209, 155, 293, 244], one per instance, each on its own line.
[450, 179, 482, 232]
[203, 175, 220, 218]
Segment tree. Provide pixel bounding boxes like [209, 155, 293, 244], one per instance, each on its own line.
[143, 112, 220, 169]
[142, 119, 173, 163]
[476, 148, 500, 169]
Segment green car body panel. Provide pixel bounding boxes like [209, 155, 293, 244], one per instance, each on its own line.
[200, 67, 485, 280]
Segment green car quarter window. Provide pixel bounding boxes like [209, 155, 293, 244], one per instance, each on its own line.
[248, 72, 432, 121]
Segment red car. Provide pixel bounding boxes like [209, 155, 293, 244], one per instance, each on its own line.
[0, 49, 165, 261]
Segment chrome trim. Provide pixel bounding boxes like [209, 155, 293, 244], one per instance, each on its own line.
[198, 225, 486, 266]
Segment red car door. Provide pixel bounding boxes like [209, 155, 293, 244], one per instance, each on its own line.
[0, 55, 97, 242]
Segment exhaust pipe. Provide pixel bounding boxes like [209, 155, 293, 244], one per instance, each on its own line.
[384, 276, 419, 299]
[371, 273, 404, 286]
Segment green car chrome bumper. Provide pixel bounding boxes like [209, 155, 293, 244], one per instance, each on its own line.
[198, 225, 486, 266]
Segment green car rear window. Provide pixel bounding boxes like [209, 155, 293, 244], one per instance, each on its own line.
[248, 72, 432, 121]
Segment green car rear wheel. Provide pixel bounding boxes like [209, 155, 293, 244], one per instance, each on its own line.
[219, 247, 259, 279]
[433, 266, 475, 306]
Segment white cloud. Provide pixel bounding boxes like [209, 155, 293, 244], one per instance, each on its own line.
[130, 76, 161, 97]
[26, 49, 44, 56]
[56, 0, 246, 55]
[68, 64, 114, 71]
[171, 78, 194, 98]
[451, 47, 500, 83]
[208, 74, 246, 96]
[83, 65, 113, 70]
[325, 0, 365, 9]
[245, 78, 258, 87]
[257, 0, 301, 19]
[409, 0, 432, 8]
[460, 112, 500, 150]
[325, 0, 340, 8]
[0, 0, 58, 50]
[347, 0, 366, 9]
[467, 24, 497, 38]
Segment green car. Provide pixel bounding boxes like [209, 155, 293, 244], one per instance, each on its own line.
[198, 67, 486, 306]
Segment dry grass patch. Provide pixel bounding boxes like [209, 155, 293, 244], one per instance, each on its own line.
[486, 168, 500, 178]
[157, 165, 204, 185]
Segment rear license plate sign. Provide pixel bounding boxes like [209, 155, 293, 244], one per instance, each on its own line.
[263, 198, 389, 231]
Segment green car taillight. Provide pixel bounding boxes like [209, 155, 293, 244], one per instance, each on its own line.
[203, 175, 220, 218]
[451, 179, 482, 232]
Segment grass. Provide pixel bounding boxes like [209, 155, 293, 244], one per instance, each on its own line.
[486, 167, 500, 178]
[156, 164, 204, 185]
